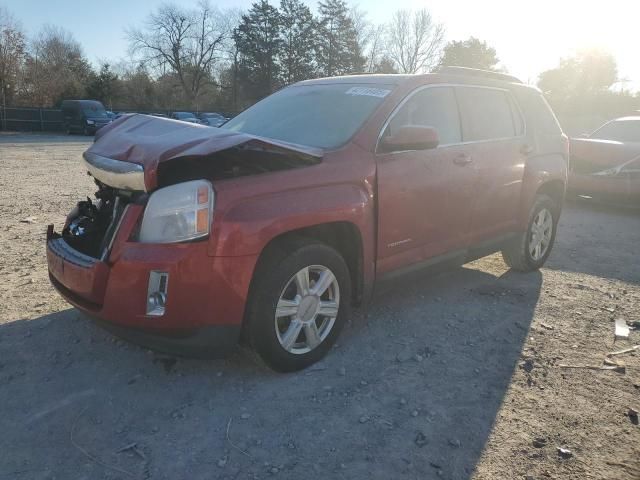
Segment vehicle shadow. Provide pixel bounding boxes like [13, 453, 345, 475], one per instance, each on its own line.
[0, 263, 541, 480]
[545, 200, 640, 285]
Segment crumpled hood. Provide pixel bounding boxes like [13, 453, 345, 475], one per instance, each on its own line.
[86, 114, 323, 191]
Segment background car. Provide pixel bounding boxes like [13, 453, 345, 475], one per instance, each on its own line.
[197, 112, 228, 127]
[61, 99, 112, 135]
[170, 111, 200, 124]
[569, 116, 640, 205]
[582, 116, 640, 143]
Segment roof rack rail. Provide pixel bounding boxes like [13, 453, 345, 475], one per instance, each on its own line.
[436, 66, 523, 84]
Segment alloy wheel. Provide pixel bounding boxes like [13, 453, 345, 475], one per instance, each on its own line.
[274, 265, 340, 355]
[529, 208, 553, 261]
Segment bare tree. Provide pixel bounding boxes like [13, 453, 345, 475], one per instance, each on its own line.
[349, 5, 387, 74]
[365, 23, 386, 73]
[349, 5, 371, 54]
[127, 1, 231, 105]
[0, 7, 26, 107]
[26, 25, 92, 107]
[386, 9, 445, 74]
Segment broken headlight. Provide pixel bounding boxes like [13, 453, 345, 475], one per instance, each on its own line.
[138, 180, 214, 244]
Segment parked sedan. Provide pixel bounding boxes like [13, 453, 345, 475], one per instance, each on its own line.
[198, 112, 228, 127]
[170, 111, 200, 124]
[569, 116, 640, 205]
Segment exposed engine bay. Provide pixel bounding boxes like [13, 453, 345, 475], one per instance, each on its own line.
[62, 180, 137, 258]
[157, 146, 320, 186]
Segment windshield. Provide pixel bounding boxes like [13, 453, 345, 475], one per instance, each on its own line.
[175, 112, 196, 119]
[221, 83, 393, 149]
[82, 102, 107, 118]
[591, 119, 640, 142]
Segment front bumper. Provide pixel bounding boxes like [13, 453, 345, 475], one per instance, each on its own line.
[46, 206, 258, 357]
[89, 122, 111, 131]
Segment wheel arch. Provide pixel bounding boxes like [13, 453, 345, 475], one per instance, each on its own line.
[536, 179, 566, 213]
[250, 221, 365, 308]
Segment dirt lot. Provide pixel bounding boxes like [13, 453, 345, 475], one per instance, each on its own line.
[1, 134, 639, 480]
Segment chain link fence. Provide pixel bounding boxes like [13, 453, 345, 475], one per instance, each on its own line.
[0, 106, 238, 133]
[0, 107, 66, 132]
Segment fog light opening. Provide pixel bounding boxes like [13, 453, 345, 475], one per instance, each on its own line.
[146, 271, 169, 316]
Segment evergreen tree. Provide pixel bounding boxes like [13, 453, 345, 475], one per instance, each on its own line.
[316, 0, 364, 77]
[235, 0, 282, 101]
[373, 56, 398, 74]
[87, 63, 120, 108]
[439, 37, 500, 71]
[279, 0, 317, 84]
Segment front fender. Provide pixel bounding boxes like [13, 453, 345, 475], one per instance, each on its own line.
[210, 183, 374, 258]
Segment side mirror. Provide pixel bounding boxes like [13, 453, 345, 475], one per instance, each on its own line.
[380, 126, 440, 153]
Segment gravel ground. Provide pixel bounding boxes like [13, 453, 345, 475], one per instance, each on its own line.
[0, 134, 639, 480]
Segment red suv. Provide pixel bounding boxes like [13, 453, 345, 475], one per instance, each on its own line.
[47, 68, 568, 371]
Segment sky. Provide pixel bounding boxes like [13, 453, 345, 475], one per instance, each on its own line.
[4, 0, 639, 90]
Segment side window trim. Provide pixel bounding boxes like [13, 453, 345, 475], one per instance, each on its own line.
[376, 83, 526, 153]
[507, 91, 526, 137]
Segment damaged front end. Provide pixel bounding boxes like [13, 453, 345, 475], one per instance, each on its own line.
[53, 114, 324, 263]
[48, 113, 324, 307]
[85, 113, 323, 192]
[60, 181, 139, 259]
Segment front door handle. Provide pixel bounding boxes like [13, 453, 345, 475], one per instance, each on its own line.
[453, 154, 473, 166]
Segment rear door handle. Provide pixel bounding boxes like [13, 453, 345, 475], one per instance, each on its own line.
[453, 154, 473, 166]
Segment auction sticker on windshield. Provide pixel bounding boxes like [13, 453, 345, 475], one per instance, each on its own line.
[345, 86, 391, 98]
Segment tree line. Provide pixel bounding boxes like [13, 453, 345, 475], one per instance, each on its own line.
[0, 1, 498, 112]
[0, 1, 638, 123]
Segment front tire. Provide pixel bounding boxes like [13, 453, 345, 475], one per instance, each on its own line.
[246, 241, 351, 372]
[502, 194, 559, 272]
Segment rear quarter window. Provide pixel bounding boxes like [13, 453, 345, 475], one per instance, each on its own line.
[456, 87, 517, 141]
[514, 91, 562, 136]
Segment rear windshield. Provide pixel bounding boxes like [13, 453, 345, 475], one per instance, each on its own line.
[590, 120, 640, 143]
[221, 83, 393, 149]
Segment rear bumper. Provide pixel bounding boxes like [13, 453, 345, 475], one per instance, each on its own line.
[46, 217, 258, 356]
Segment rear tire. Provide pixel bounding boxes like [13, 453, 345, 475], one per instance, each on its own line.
[502, 194, 559, 272]
[246, 240, 351, 372]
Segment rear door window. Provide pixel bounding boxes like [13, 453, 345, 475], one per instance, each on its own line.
[386, 86, 462, 145]
[456, 87, 517, 141]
